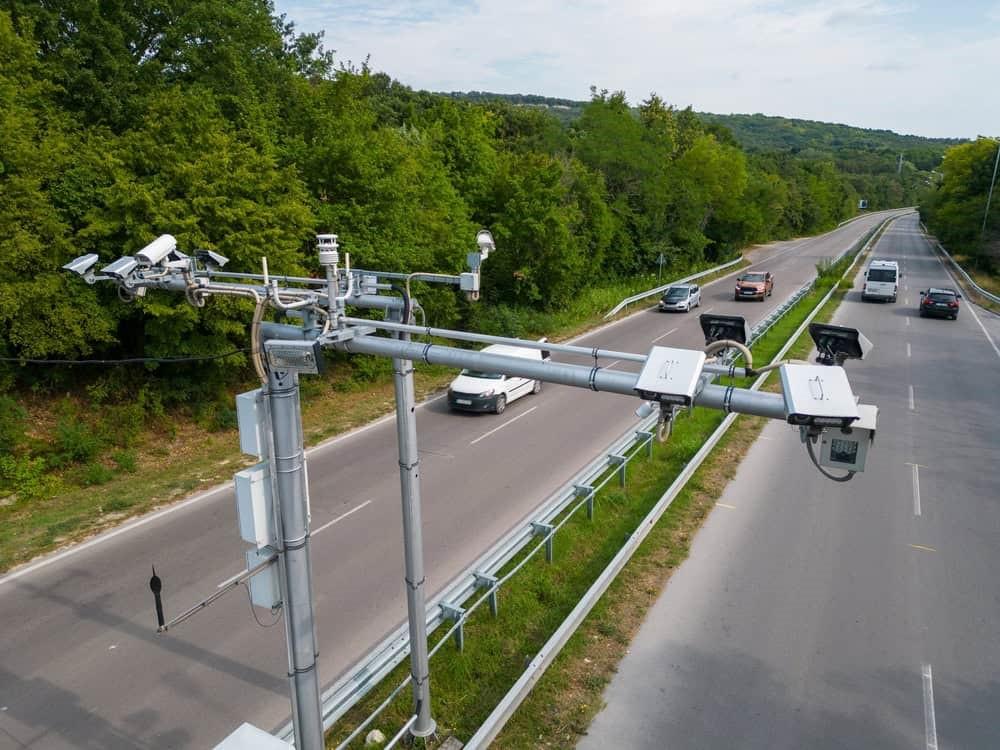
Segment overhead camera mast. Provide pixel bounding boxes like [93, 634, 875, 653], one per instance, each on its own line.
[64, 230, 878, 747]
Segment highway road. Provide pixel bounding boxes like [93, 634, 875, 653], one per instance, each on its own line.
[0, 211, 902, 749]
[580, 213, 1000, 749]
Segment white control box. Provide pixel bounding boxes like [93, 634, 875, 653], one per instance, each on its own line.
[634, 347, 706, 405]
[236, 389, 266, 459]
[245, 547, 281, 611]
[234, 462, 276, 550]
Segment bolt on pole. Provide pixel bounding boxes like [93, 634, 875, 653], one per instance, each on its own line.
[267, 366, 325, 749]
[389, 315, 437, 739]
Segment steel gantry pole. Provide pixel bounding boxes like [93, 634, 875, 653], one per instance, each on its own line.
[982, 138, 1000, 239]
[266, 365, 325, 749]
[388, 310, 437, 739]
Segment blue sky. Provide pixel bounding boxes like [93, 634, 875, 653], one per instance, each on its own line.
[274, 1, 999, 138]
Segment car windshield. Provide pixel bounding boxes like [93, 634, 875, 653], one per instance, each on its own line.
[868, 269, 896, 282]
[741, 273, 766, 282]
[664, 288, 688, 299]
[460, 369, 503, 380]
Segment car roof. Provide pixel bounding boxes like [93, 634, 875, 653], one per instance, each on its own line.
[925, 287, 958, 295]
[869, 259, 898, 267]
[666, 284, 695, 291]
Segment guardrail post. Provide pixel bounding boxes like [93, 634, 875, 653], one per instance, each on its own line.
[609, 454, 627, 487]
[440, 603, 466, 651]
[574, 484, 596, 520]
[636, 430, 655, 458]
[474, 573, 500, 617]
[532, 522, 555, 563]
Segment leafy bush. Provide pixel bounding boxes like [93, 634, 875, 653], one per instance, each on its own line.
[111, 450, 137, 473]
[81, 463, 114, 486]
[0, 395, 27, 455]
[54, 414, 103, 466]
[0, 455, 62, 500]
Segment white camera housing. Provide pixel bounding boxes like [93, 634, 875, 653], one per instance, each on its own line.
[62, 253, 100, 279]
[135, 234, 178, 267]
[780, 363, 859, 427]
[101, 256, 139, 280]
[817, 403, 877, 472]
[634, 346, 705, 406]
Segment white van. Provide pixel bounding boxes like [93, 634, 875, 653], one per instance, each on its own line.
[447, 343, 547, 414]
[861, 259, 899, 302]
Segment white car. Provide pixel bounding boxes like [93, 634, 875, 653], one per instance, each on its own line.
[659, 284, 702, 312]
[447, 344, 548, 414]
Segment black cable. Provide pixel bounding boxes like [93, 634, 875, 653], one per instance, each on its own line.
[805, 436, 855, 482]
[245, 584, 282, 628]
[0, 349, 252, 365]
[390, 284, 412, 325]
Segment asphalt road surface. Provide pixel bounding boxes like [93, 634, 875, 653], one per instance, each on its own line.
[0, 211, 904, 749]
[580, 212, 1000, 749]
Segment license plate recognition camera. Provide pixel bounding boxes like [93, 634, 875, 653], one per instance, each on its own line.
[809, 323, 873, 366]
[699, 313, 750, 346]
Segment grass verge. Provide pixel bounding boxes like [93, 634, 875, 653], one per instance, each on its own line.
[322, 251, 862, 748]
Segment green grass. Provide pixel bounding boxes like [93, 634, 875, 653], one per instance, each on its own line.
[323, 244, 862, 749]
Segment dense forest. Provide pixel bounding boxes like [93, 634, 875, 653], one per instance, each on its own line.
[920, 138, 1000, 270]
[2, 0, 934, 412]
[450, 93, 959, 213]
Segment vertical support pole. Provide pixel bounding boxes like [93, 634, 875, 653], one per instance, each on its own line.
[587, 492, 595, 521]
[610, 454, 627, 488]
[266, 367, 324, 750]
[474, 573, 499, 617]
[390, 319, 436, 739]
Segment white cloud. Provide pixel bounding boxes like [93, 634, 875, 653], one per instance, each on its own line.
[278, 0, 999, 138]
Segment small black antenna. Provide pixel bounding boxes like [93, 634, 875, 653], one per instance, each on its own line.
[149, 565, 165, 630]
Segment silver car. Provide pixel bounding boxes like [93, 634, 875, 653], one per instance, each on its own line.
[658, 284, 702, 312]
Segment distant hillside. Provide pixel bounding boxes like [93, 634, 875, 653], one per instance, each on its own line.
[697, 112, 965, 170]
[444, 91, 964, 169]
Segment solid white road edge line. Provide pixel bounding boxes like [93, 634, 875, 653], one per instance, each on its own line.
[963, 299, 1000, 360]
[922, 663, 939, 750]
[469, 406, 538, 446]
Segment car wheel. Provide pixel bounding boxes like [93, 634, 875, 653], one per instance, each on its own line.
[494, 394, 507, 414]
[768, 288, 773, 297]
[919, 310, 926, 318]
[734, 294, 740, 301]
[532, 380, 542, 395]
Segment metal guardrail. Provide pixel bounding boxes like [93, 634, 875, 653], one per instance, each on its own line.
[603, 257, 744, 319]
[281, 214, 897, 746]
[464, 212, 897, 748]
[920, 223, 1000, 306]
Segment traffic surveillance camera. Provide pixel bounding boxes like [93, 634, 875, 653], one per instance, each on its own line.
[780, 363, 859, 428]
[135, 234, 177, 267]
[62, 254, 100, 279]
[815, 403, 877, 473]
[195, 249, 229, 269]
[809, 323, 872, 366]
[699, 313, 749, 346]
[101, 256, 139, 280]
[633, 347, 706, 406]
[475, 229, 495, 260]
